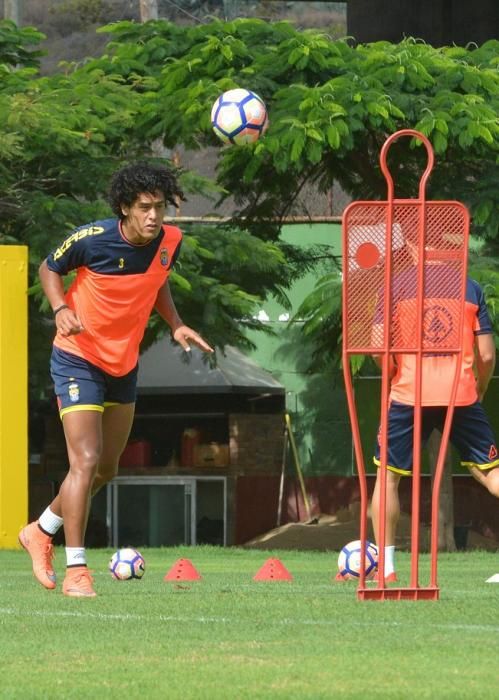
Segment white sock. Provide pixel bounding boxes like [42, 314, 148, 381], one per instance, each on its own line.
[384, 545, 395, 575]
[66, 547, 87, 567]
[38, 506, 63, 536]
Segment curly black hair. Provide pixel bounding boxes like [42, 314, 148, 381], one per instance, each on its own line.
[109, 161, 185, 219]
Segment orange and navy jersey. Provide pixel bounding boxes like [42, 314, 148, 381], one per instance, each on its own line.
[46, 218, 182, 377]
[373, 269, 493, 406]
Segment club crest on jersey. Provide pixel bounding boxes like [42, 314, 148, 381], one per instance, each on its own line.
[423, 305, 453, 345]
[68, 382, 80, 403]
[160, 248, 169, 266]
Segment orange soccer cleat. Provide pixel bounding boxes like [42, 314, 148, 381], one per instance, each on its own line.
[62, 566, 97, 598]
[334, 572, 351, 581]
[19, 522, 56, 590]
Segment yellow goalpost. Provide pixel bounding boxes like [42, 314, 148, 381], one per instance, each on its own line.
[0, 246, 28, 548]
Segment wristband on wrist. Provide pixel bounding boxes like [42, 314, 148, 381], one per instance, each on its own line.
[53, 304, 69, 317]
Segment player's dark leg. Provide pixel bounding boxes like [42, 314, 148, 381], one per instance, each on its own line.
[451, 403, 499, 497]
[56, 409, 103, 597]
[371, 469, 401, 548]
[18, 408, 102, 592]
[371, 470, 401, 582]
[58, 405, 134, 598]
[468, 466, 499, 498]
[57, 410, 103, 547]
[91, 403, 135, 494]
[44, 403, 134, 524]
[370, 401, 414, 580]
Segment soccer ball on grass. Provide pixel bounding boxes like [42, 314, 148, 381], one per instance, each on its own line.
[337, 539, 378, 580]
[211, 88, 268, 145]
[109, 547, 145, 581]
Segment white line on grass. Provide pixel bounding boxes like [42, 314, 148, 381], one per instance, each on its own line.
[0, 607, 228, 623]
[2, 607, 499, 634]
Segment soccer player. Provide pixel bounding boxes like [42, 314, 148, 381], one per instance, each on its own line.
[370, 246, 498, 582]
[19, 161, 213, 597]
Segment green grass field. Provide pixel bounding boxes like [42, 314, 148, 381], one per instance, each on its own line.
[2, 546, 499, 699]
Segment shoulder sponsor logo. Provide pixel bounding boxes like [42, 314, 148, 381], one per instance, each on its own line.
[53, 225, 105, 260]
[160, 248, 169, 267]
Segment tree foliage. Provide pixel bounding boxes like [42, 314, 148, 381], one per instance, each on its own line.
[89, 19, 499, 239]
[0, 20, 44, 66]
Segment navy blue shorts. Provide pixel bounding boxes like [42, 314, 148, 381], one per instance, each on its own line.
[51, 347, 138, 417]
[373, 400, 499, 476]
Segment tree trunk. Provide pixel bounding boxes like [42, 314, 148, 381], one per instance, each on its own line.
[4, 0, 23, 24]
[428, 429, 456, 552]
[139, 0, 158, 22]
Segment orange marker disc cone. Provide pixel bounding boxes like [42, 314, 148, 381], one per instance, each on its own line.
[253, 557, 293, 581]
[164, 558, 202, 582]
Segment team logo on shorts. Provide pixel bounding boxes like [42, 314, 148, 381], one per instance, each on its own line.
[423, 305, 453, 345]
[160, 248, 169, 266]
[68, 382, 80, 403]
[489, 445, 498, 460]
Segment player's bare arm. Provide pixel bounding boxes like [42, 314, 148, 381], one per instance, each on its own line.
[154, 279, 213, 353]
[372, 323, 397, 379]
[475, 333, 496, 401]
[39, 259, 83, 336]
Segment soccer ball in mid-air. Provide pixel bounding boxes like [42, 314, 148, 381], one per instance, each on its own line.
[337, 540, 378, 580]
[109, 547, 145, 581]
[211, 88, 268, 145]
